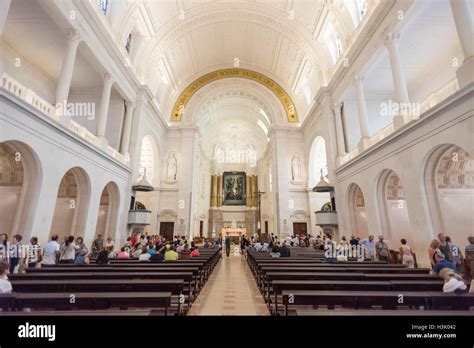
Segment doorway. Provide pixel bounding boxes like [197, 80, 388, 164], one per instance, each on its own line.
[293, 222, 307, 236]
[159, 222, 174, 241]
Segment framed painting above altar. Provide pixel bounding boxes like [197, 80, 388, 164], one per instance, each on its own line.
[222, 171, 246, 206]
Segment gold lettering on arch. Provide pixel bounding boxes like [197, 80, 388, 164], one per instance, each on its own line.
[170, 68, 298, 122]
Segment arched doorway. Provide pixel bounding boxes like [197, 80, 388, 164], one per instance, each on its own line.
[347, 183, 368, 237]
[376, 169, 412, 246]
[0, 141, 40, 238]
[50, 167, 90, 239]
[424, 144, 473, 246]
[95, 182, 121, 241]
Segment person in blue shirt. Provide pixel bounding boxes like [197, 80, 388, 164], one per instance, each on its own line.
[360, 235, 375, 260]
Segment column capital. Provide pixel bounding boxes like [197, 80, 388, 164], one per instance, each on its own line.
[353, 74, 364, 85]
[332, 102, 343, 113]
[384, 31, 400, 46]
[103, 73, 114, 86]
[125, 101, 136, 110]
[67, 29, 81, 42]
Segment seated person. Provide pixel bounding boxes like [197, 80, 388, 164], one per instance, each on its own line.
[190, 246, 200, 257]
[138, 246, 151, 261]
[279, 241, 291, 257]
[164, 245, 179, 261]
[256, 243, 268, 252]
[180, 244, 191, 260]
[439, 268, 468, 293]
[116, 247, 130, 259]
[0, 261, 12, 294]
[150, 248, 165, 262]
[74, 249, 90, 265]
[96, 248, 110, 264]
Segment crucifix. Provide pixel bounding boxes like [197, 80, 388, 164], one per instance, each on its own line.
[254, 190, 266, 235]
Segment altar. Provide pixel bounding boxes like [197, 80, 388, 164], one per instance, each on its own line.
[221, 228, 247, 239]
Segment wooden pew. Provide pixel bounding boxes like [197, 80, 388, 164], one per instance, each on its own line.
[10, 279, 187, 313]
[296, 309, 474, 316]
[0, 310, 154, 316]
[10, 272, 197, 300]
[0, 293, 16, 311]
[14, 292, 172, 315]
[269, 279, 443, 313]
[281, 290, 474, 315]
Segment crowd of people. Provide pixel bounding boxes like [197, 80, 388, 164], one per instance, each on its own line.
[0, 230, 473, 295]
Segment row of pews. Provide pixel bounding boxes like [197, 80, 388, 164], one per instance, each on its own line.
[0, 247, 221, 316]
[247, 251, 474, 316]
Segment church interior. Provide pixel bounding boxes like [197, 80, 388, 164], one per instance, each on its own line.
[0, 0, 473, 344]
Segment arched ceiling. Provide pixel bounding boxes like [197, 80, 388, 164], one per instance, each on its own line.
[108, 0, 376, 124]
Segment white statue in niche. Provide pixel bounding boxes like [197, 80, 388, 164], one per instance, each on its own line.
[291, 155, 302, 182]
[166, 153, 177, 181]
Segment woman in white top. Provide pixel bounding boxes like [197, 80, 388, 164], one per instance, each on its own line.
[0, 261, 12, 294]
[138, 247, 151, 261]
[399, 238, 414, 268]
[59, 236, 76, 264]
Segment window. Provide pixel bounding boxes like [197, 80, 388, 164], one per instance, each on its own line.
[125, 33, 132, 54]
[358, 0, 368, 18]
[335, 34, 343, 59]
[97, 0, 108, 15]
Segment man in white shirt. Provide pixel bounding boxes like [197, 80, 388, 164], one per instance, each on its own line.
[42, 234, 60, 266]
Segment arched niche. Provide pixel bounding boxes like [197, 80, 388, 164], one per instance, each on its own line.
[49, 167, 91, 240]
[423, 144, 474, 246]
[375, 169, 412, 247]
[0, 141, 41, 238]
[347, 183, 368, 237]
[95, 181, 121, 241]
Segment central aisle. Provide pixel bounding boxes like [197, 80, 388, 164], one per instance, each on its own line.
[188, 251, 270, 315]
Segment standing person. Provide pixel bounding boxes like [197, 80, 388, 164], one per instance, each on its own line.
[437, 233, 453, 263]
[446, 236, 464, 273]
[399, 239, 414, 268]
[91, 234, 104, 256]
[26, 237, 41, 268]
[225, 236, 231, 257]
[59, 236, 76, 264]
[349, 235, 359, 246]
[74, 237, 88, 261]
[42, 234, 60, 267]
[465, 236, 474, 279]
[360, 235, 375, 260]
[106, 237, 115, 250]
[9, 234, 23, 274]
[429, 239, 455, 274]
[0, 233, 8, 262]
[375, 235, 390, 263]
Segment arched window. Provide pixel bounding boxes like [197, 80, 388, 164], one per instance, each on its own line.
[335, 34, 343, 59]
[97, 0, 108, 15]
[358, 0, 368, 18]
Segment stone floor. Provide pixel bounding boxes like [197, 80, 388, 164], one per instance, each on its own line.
[188, 250, 269, 315]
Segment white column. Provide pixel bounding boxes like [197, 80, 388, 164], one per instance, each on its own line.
[96, 73, 114, 146]
[385, 32, 410, 128]
[120, 101, 135, 156]
[450, 0, 474, 88]
[0, 0, 11, 37]
[353, 75, 370, 151]
[332, 102, 346, 165]
[55, 30, 81, 107]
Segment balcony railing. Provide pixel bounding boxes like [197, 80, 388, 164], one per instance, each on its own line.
[341, 78, 460, 165]
[1, 73, 128, 166]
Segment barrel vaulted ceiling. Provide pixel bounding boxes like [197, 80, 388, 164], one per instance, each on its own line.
[109, 0, 379, 124]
